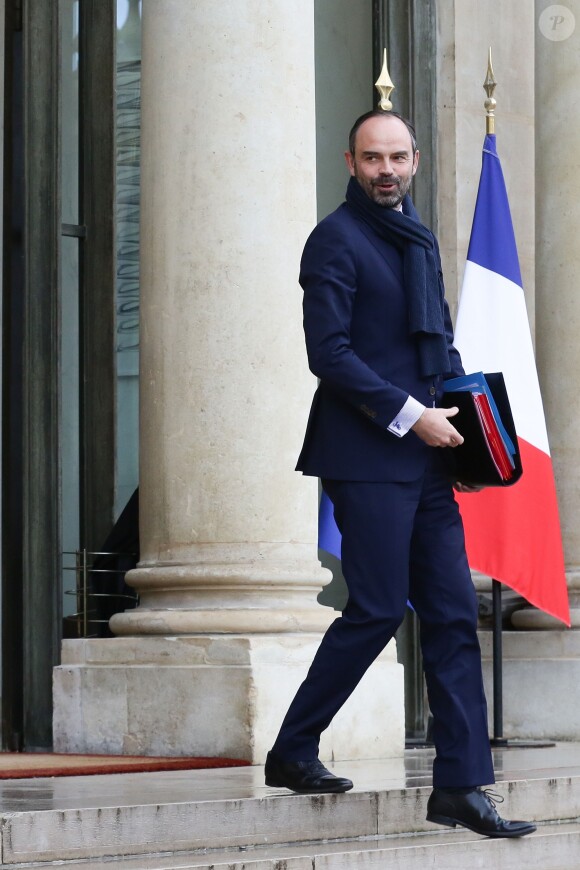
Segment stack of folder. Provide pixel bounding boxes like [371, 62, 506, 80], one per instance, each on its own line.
[441, 372, 523, 487]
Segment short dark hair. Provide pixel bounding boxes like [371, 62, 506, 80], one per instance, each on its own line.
[348, 110, 418, 157]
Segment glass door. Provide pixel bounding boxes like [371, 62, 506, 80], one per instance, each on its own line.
[2, 0, 141, 748]
[115, 0, 141, 516]
[61, 0, 82, 632]
[61, 0, 142, 639]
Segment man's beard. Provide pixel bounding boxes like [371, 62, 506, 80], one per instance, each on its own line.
[356, 169, 412, 208]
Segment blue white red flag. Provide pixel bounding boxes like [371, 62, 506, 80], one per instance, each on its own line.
[454, 134, 570, 625]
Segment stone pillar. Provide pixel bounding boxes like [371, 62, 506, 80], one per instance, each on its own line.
[434, 0, 580, 739]
[436, 1, 537, 322]
[436, 0, 536, 599]
[433, 1, 580, 738]
[110, 0, 328, 637]
[53, 0, 404, 761]
[111, 0, 331, 637]
[512, 0, 580, 631]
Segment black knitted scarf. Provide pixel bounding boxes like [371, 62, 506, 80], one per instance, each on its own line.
[345, 176, 450, 377]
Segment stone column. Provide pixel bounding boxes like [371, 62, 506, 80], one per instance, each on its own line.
[434, 1, 580, 739]
[111, 0, 330, 637]
[436, 0, 536, 321]
[53, 0, 404, 761]
[512, 0, 580, 632]
[436, 0, 580, 740]
[436, 0, 536, 605]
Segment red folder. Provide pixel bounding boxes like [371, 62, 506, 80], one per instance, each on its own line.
[472, 393, 514, 481]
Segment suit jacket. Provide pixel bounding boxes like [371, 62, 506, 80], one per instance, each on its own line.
[296, 201, 464, 482]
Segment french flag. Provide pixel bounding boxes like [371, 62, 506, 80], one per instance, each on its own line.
[454, 134, 570, 626]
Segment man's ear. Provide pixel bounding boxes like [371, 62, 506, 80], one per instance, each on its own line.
[344, 150, 356, 177]
[412, 148, 420, 176]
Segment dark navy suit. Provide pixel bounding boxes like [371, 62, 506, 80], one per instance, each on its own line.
[272, 201, 495, 788]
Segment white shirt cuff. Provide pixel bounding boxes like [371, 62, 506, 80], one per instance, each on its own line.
[387, 396, 426, 438]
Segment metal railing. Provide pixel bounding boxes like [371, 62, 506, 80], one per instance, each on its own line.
[63, 549, 138, 638]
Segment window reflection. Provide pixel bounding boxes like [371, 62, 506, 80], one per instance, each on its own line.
[115, 0, 141, 515]
[116, 0, 141, 356]
[61, 0, 81, 616]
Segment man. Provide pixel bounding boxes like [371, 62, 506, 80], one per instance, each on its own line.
[265, 110, 536, 840]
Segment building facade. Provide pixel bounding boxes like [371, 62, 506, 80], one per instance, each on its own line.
[1, 0, 579, 754]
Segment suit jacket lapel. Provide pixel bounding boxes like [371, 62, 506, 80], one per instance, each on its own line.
[352, 217, 405, 287]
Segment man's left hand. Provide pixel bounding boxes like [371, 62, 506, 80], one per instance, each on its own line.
[454, 482, 484, 493]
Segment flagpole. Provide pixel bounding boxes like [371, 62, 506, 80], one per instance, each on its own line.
[482, 48, 508, 747]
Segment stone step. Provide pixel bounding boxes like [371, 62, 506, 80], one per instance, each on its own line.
[184, 824, 580, 870]
[4, 823, 580, 869]
[0, 771, 579, 866]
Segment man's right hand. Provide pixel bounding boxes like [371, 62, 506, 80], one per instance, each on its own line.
[411, 406, 463, 448]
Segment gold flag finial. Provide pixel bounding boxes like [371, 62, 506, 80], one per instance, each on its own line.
[483, 47, 497, 134]
[375, 48, 395, 111]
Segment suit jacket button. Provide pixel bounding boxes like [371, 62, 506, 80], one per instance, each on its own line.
[429, 386, 436, 396]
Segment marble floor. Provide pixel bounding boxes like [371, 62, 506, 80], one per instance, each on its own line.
[0, 742, 579, 815]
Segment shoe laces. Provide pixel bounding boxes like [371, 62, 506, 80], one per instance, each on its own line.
[480, 788, 504, 810]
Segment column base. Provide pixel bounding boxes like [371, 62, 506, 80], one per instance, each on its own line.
[53, 635, 404, 763]
[109, 544, 338, 635]
[511, 585, 580, 629]
[479, 629, 580, 739]
[511, 607, 580, 629]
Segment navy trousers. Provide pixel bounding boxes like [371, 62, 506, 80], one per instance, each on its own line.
[272, 453, 495, 788]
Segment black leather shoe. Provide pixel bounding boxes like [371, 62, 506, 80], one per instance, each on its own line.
[427, 787, 536, 838]
[264, 751, 353, 793]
